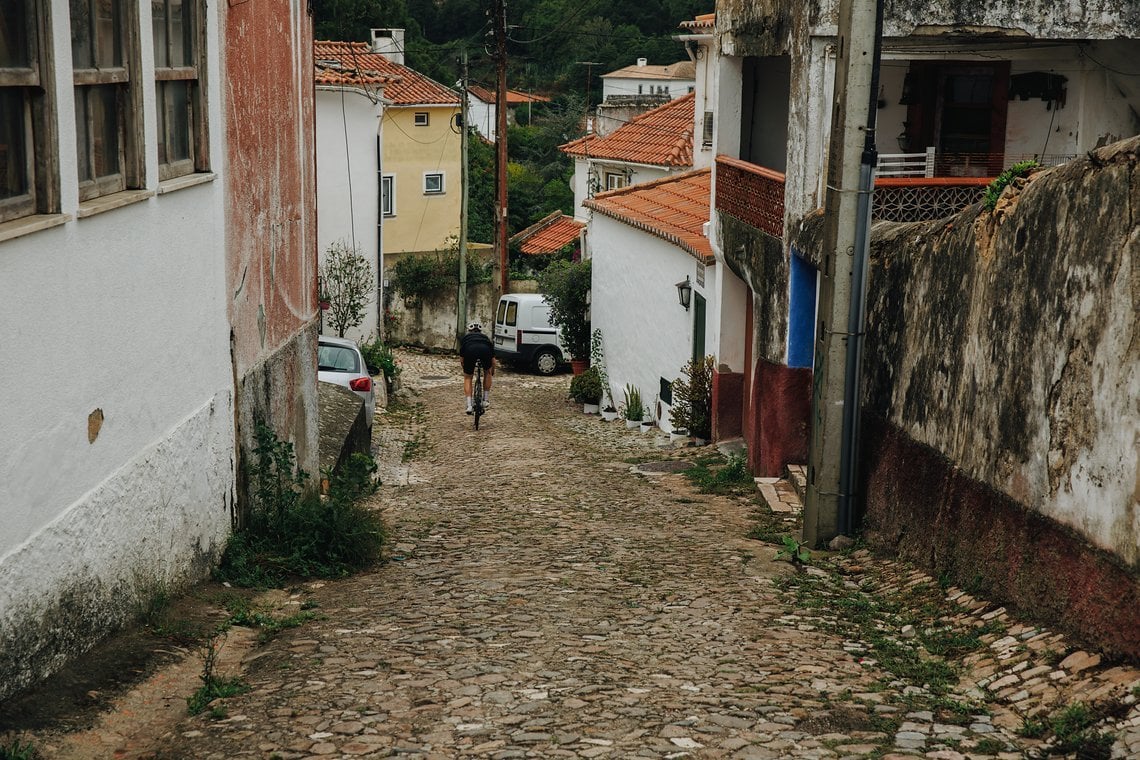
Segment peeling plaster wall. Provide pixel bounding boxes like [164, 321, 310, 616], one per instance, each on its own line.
[385, 280, 502, 351]
[316, 88, 383, 344]
[225, 0, 319, 478]
[795, 136, 1139, 568]
[590, 215, 713, 431]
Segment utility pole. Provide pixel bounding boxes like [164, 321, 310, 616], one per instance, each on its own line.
[457, 48, 470, 346]
[803, 0, 883, 547]
[493, 0, 509, 298]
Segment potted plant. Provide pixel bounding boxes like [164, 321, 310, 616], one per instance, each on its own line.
[669, 427, 689, 443]
[537, 259, 592, 372]
[622, 385, 644, 429]
[591, 329, 619, 420]
[639, 419, 655, 434]
[569, 366, 603, 413]
[671, 355, 715, 443]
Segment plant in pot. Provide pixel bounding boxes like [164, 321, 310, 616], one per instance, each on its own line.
[537, 259, 592, 372]
[569, 366, 603, 413]
[621, 384, 644, 429]
[671, 355, 715, 444]
[591, 329, 619, 420]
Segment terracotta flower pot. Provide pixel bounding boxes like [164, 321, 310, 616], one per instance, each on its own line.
[570, 359, 589, 375]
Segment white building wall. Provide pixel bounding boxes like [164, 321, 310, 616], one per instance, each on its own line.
[603, 76, 696, 101]
[590, 216, 713, 433]
[572, 158, 674, 221]
[468, 96, 495, 141]
[316, 88, 382, 343]
[0, 0, 233, 698]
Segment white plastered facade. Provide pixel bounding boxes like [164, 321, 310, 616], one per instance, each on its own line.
[0, 0, 233, 698]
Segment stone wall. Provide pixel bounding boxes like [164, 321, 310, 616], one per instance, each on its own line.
[386, 280, 539, 351]
[794, 136, 1140, 655]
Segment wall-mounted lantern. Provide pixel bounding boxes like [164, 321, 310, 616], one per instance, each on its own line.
[675, 276, 693, 310]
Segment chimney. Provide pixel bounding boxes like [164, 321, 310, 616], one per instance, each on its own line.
[637, 57, 647, 67]
[370, 28, 405, 65]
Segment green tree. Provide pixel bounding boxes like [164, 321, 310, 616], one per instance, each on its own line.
[320, 241, 374, 337]
[537, 259, 591, 359]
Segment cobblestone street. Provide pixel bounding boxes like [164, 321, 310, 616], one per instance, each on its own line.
[138, 351, 1140, 759]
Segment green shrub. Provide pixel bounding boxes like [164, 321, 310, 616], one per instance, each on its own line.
[360, 336, 399, 380]
[621, 384, 644, 421]
[217, 427, 385, 587]
[670, 355, 715, 439]
[569, 366, 603, 404]
[390, 237, 493, 306]
[983, 160, 1039, 210]
[537, 259, 591, 359]
[0, 740, 39, 760]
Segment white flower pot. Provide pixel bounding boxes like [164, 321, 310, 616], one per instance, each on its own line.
[601, 409, 619, 422]
[625, 418, 641, 429]
[639, 422, 655, 433]
[670, 429, 689, 442]
[583, 403, 600, 414]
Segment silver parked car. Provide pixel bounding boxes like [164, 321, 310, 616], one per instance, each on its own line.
[318, 335, 375, 430]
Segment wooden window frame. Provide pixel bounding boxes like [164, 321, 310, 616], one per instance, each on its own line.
[604, 171, 625, 190]
[153, 0, 209, 181]
[72, 0, 144, 202]
[0, 3, 59, 223]
[413, 111, 429, 126]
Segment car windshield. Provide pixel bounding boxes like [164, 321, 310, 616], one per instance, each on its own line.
[318, 344, 360, 373]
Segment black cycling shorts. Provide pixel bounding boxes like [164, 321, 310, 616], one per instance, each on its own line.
[462, 348, 494, 375]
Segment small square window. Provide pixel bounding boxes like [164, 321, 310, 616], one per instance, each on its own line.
[605, 172, 625, 190]
[413, 112, 429, 126]
[423, 172, 444, 194]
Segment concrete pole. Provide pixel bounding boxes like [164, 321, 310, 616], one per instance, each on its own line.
[803, 0, 882, 547]
[457, 49, 470, 346]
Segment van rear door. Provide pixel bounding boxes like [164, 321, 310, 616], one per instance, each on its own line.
[494, 297, 518, 354]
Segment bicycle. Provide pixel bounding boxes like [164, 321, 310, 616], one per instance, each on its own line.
[472, 359, 485, 429]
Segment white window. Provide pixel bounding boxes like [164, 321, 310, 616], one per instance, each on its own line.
[702, 111, 714, 149]
[604, 172, 625, 190]
[71, 0, 143, 201]
[153, 0, 208, 180]
[423, 172, 444, 194]
[413, 112, 429, 126]
[381, 174, 394, 216]
[0, 2, 58, 223]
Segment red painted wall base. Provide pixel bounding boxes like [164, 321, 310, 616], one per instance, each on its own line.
[712, 370, 744, 442]
[747, 359, 812, 477]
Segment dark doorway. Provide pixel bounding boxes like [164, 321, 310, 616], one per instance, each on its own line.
[692, 293, 707, 363]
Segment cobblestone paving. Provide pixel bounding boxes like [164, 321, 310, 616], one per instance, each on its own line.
[157, 350, 1140, 760]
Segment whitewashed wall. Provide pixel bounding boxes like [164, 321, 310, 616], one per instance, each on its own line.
[602, 76, 695, 101]
[571, 158, 674, 223]
[590, 216, 713, 433]
[316, 88, 382, 343]
[0, 0, 233, 698]
[468, 95, 495, 141]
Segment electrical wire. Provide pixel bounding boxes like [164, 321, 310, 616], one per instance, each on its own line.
[1078, 43, 1140, 77]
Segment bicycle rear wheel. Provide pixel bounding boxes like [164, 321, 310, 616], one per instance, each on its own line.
[473, 363, 484, 430]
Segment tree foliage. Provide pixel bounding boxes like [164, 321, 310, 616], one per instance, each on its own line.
[537, 259, 591, 359]
[319, 241, 374, 337]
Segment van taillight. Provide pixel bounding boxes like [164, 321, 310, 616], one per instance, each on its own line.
[517, 329, 522, 345]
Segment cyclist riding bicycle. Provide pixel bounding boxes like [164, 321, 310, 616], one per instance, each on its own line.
[459, 321, 495, 415]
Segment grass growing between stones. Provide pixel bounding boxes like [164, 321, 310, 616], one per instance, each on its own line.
[775, 562, 1001, 718]
[186, 633, 249, 717]
[0, 740, 39, 760]
[1037, 701, 1121, 758]
[222, 596, 322, 644]
[682, 453, 754, 495]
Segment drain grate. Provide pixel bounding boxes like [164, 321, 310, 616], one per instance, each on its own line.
[421, 375, 449, 380]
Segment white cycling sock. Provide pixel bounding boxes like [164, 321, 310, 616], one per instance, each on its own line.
[483, 391, 490, 402]
[465, 396, 473, 407]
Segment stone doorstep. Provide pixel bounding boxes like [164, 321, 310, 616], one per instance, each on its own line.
[755, 476, 803, 515]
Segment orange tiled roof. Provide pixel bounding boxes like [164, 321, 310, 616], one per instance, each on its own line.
[680, 13, 715, 31]
[467, 84, 552, 105]
[510, 212, 584, 255]
[583, 168, 712, 263]
[559, 92, 694, 167]
[601, 60, 696, 81]
[314, 41, 458, 105]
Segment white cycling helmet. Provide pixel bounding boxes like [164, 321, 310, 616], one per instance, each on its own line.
[467, 321, 483, 332]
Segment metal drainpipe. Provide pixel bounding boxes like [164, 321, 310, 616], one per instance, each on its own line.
[837, 0, 884, 535]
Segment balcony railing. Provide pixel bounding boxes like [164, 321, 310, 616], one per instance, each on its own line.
[715, 155, 785, 239]
[872, 177, 991, 223]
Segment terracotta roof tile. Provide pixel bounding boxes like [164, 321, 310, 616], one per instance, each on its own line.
[314, 41, 458, 105]
[467, 84, 552, 105]
[510, 212, 584, 255]
[559, 93, 694, 167]
[584, 168, 712, 263]
[601, 60, 696, 81]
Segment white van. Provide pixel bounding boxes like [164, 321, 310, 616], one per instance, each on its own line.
[492, 293, 566, 375]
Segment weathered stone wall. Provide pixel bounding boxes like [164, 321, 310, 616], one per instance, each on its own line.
[795, 136, 1140, 654]
[386, 280, 539, 351]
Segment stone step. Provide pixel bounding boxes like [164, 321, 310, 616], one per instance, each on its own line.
[754, 475, 802, 514]
[785, 463, 807, 503]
